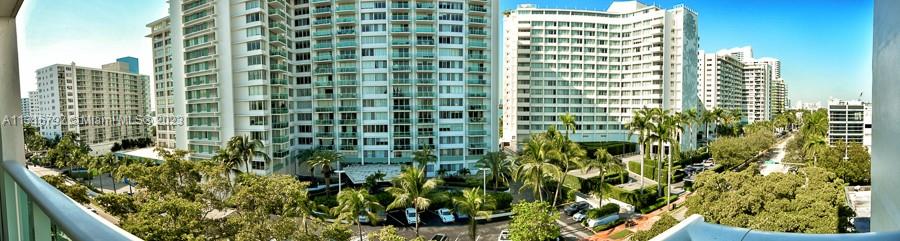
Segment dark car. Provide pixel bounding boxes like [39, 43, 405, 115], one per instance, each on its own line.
[564, 201, 591, 216]
[431, 234, 449, 241]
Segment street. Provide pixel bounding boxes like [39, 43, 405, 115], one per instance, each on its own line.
[358, 209, 511, 241]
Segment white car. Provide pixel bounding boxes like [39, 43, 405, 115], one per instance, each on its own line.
[498, 230, 511, 241]
[405, 208, 419, 225]
[572, 209, 588, 222]
[437, 208, 455, 223]
[358, 211, 370, 224]
[587, 214, 620, 228]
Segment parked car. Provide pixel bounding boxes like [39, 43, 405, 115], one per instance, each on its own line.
[358, 211, 370, 224]
[564, 201, 591, 216]
[498, 230, 511, 241]
[405, 208, 419, 225]
[430, 234, 449, 241]
[587, 214, 620, 228]
[437, 208, 455, 223]
[572, 209, 588, 222]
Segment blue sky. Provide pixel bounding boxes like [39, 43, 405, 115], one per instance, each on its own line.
[16, 1, 873, 105]
[501, 0, 874, 104]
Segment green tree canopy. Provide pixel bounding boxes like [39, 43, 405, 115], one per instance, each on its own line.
[508, 201, 560, 241]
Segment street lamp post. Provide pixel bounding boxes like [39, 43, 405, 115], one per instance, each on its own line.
[335, 170, 346, 194]
[479, 168, 489, 197]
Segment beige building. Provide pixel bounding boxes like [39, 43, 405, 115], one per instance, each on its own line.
[147, 17, 176, 149]
[32, 61, 150, 153]
[698, 50, 745, 113]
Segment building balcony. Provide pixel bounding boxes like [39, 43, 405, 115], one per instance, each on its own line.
[272, 108, 289, 114]
[339, 132, 358, 138]
[416, 52, 435, 58]
[391, 3, 410, 9]
[416, 65, 435, 71]
[417, 118, 435, 124]
[336, 41, 357, 48]
[391, 15, 410, 21]
[468, 41, 487, 48]
[315, 119, 334, 125]
[315, 67, 334, 74]
[416, 105, 436, 111]
[392, 78, 412, 84]
[337, 80, 358, 85]
[418, 131, 435, 137]
[393, 52, 411, 58]
[467, 66, 487, 72]
[338, 106, 358, 112]
[336, 29, 356, 35]
[394, 145, 412, 151]
[316, 132, 334, 138]
[311, 0, 330, 4]
[314, 80, 333, 87]
[416, 78, 435, 84]
[392, 39, 411, 45]
[314, 42, 333, 49]
[467, 92, 487, 98]
[392, 27, 410, 33]
[315, 93, 333, 99]
[269, 35, 287, 46]
[466, 79, 487, 85]
[393, 132, 412, 137]
[392, 92, 412, 98]
[394, 118, 412, 124]
[314, 55, 333, 62]
[314, 30, 333, 37]
[416, 15, 435, 21]
[336, 67, 357, 73]
[271, 63, 288, 72]
[469, 29, 487, 35]
[268, 0, 286, 7]
[336, 54, 357, 60]
[271, 93, 289, 100]
[315, 107, 334, 112]
[270, 77, 289, 85]
[469, 6, 488, 13]
[469, 17, 488, 24]
[416, 91, 436, 97]
[335, 5, 355, 12]
[340, 145, 358, 151]
[339, 119, 357, 125]
[268, 22, 287, 33]
[392, 65, 412, 71]
[416, 40, 435, 46]
[470, 117, 487, 123]
[468, 129, 487, 136]
[313, 18, 332, 25]
[313, 8, 332, 14]
[468, 104, 487, 110]
[469, 54, 488, 60]
[393, 105, 412, 111]
[268, 8, 287, 20]
[415, 27, 435, 33]
[0, 160, 142, 241]
[469, 143, 487, 149]
[416, 3, 435, 9]
[339, 93, 357, 98]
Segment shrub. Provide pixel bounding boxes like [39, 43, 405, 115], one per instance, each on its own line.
[489, 192, 514, 211]
[592, 218, 625, 232]
[632, 215, 678, 241]
[586, 203, 620, 220]
[313, 194, 338, 208]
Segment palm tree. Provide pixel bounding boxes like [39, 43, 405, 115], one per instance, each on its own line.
[287, 195, 326, 236]
[664, 114, 684, 206]
[551, 141, 585, 206]
[515, 137, 561, 202]
[560, 113, 577, 138]
[680, 108, 700, 149]
[625, 108, 652, 191]
[307, 150, 342, 194]
[718, 109, 740, 136]
[333, 188, 384, 241]
[453, 188, 494, 241]
[413, 147, 436, 171]
[476, 151, 512, 190]
[803, 110, 829, 137]
[97, 153, 120, 193]
[386, 166, 445, 237]
[700, 109, 718, 141]
[224, 136, 270, 173]
[582, 148, 624, 201]
[804, 135, 829, 166]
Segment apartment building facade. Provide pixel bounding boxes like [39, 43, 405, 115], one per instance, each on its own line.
[697, 50, 745, 113]
[153, 0, 499, 175]
[32, 62, 149, 153]
[147, 17, 177, 149]
[502, 1, 700, 150]
[827, 98, 872, 149]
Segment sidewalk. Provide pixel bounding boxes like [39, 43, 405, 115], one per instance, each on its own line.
[585, 194, 690, 241]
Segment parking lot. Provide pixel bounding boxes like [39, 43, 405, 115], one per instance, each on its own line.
[359, 209, 511, 241]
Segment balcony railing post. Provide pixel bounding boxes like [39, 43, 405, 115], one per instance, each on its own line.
[31, 203, 52, 241]
[1, 170, 29, 241]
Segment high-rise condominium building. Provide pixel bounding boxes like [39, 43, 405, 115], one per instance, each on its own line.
[827, 98, 871, 149]
[153, 0, 499, 175]
[502, 1, 700, 149]
[20, 97, 30, 123]
[147, 17, 176, 149]
[697, 50, 745, 113]
[32, 61, 149, 153]
[719, 46, 782, 122]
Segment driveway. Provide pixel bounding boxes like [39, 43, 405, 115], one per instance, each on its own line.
[359, 209, 510, 241]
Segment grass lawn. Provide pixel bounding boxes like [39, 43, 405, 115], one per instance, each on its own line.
[608, 229, 633, 240]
